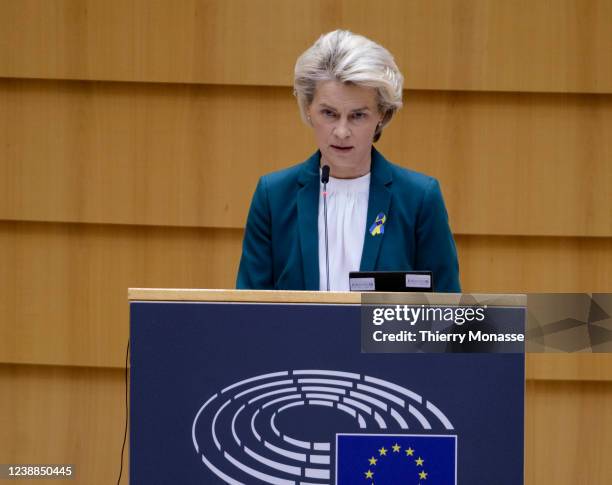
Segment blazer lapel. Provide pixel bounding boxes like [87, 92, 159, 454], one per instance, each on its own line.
[297, 152, 321, 290]
[360, 149, 393, 271]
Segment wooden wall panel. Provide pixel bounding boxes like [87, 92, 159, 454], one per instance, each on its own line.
[0, 220, 609, 368]
[0, 80, 305, 230]
[391, 91, 612, 237]
[527, 354, 612, 382]
[1, 0, 611, 93]
[2, 366, 611, 485]
[2, 79, 611, 236]
[525, 380, 612, 483]
[0, 221, 242, 368]
[455, 235, 612, 293]
[0, 364, 127, 485]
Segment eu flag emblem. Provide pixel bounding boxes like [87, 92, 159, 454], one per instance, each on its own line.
[336, 434, 456, 484]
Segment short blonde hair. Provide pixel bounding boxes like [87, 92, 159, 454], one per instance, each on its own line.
[294, 30, 404, 142]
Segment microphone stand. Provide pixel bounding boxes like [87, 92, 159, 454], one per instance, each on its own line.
[321, 165, 330, 292]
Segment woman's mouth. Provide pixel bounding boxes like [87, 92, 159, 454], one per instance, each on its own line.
[331, 145, 354, 152]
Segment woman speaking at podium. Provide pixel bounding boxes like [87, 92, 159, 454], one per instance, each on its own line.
[237, 30, 460, 292]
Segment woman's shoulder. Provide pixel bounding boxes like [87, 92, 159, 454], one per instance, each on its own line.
[263, 162, 305, 185]
[391, 163, 436, 186]
[260, 152, 319, 188]
[374, 151, 439, 192]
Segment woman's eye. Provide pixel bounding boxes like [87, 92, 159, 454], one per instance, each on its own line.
[352, 112, 366, 120]
[322, 110, 336, 118]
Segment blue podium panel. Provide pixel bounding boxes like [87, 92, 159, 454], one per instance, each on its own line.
[130, 301, 524, 485]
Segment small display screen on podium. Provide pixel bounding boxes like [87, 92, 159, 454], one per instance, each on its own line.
[349, 271, 433, 292]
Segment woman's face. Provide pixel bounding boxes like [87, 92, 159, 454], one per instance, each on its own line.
[307, 80, 383, 179]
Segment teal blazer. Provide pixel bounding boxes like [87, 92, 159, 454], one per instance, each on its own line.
[237, 148, 461, 292]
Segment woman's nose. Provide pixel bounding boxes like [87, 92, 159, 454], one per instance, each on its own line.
[333, 119, 351, 139]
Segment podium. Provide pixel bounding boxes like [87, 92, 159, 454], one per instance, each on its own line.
[129, 289, 525, 484]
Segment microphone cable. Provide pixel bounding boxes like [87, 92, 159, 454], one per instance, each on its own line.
[116, 339, 130, 485]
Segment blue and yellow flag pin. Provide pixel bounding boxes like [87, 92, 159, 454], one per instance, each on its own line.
[369, 213, 387, 236]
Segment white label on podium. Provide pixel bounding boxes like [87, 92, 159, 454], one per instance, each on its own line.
[349, 277, 375, 291]
[406, 274, 432, 288]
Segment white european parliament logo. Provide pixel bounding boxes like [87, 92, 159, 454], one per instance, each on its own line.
[192, 369, 454, 485]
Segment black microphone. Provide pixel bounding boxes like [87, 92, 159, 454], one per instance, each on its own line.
[321, 165, 331, 291]
[321, 165, 330, 184]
